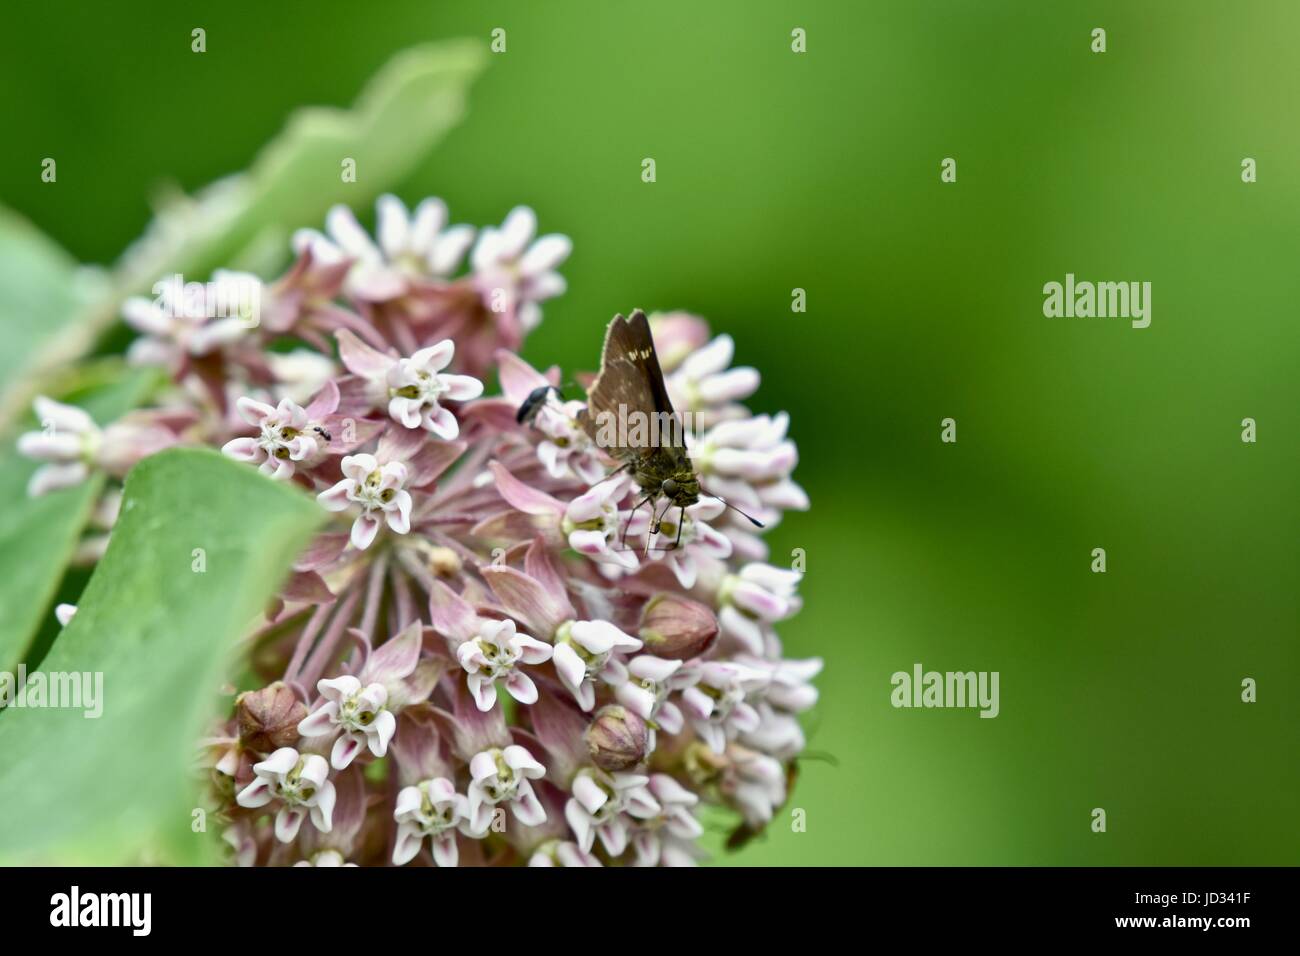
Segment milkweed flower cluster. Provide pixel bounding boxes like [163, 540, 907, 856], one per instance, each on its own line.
[20, 195, 817, 866]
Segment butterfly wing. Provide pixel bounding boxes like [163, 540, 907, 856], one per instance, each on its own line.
[580, 310, 687, 461]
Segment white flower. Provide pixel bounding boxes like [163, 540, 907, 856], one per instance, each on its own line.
[613, 655, 687, 751]
[222, 396, 319, 480]
[392, 777, 476, 866]
[317, 454, 413, 550]
[467, 745, 548, 833]
[690, 412, 808, 524]
[456, 618, 553, 712]
[674, 660, 768, 753]
[294, 850, 357, 867]
[385, 339, 484, 438]
[17, 396, 100, 496]
[717, 562, 802, 655]
[631, 775, 705, 867]
[564, 768, 661, 856]
[17, 396, 175, 496]
[665, 334, 759, 425]
[646, 497, 733, 589]
[527, 393, 605, 484]
[235, 747, 336, 843]
[552, 620, 642, 711]
[293, 196, 475, 301]
[724, 748, 787, 828]
[527, 839, 602, 867]
[297, 675, 397, 770]
[560, 482, 644, 571]
[470, 206, 571, 332]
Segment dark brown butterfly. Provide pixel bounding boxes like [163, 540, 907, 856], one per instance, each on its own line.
[576, 310, 761, 549]
[575, 310, 701, 548]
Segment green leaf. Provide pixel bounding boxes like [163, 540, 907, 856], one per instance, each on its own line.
[0, 363, 158, 673]
[0, 38, 487, 427]
[0, 207, 103, 395]
[0, 448, 325, 864]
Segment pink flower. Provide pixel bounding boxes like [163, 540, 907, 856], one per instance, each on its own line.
[317, 453, 412, 550]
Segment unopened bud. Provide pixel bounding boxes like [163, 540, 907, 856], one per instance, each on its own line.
[236, 682, 307, 754]
[584, 705, 648, 771]
[638, 592, 718, 660]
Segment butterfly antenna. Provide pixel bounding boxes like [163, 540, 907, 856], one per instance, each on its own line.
[702, 490, 765, 528]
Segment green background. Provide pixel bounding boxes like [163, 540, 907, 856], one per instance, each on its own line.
[2, 0, 1296, 865]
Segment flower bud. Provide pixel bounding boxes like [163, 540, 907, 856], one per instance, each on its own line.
[584, 705, 648, 771]
[637, 592, 718, 660]
[236, 682, 307, 754]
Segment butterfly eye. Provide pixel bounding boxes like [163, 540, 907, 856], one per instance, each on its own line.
[662, 478, 678, 495]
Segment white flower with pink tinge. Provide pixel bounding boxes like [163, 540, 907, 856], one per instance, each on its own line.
[646, 497, 733, 589]
[674, 660, 769, 754]
[17, 396, 177, 496]
[222, 396, 319, 480]
[552, 620, 643, 712]
[717, 562, 803, 656]
[297, 675, 397, 770]
[528, 839, 602, 867]
[470, 206, 571, 332]
[392, 777, 476, 867]
[294, 850, 357, 867]
[613, 655, 689, 751]
[235, 747, 336, 843]
[467, 745, 548, 833]
[565, 768, 662, 857]
[561, 482, 645, 570]
[317, 454, 412, 550]
[664, 333, 759, 425]
[293, 196, 475, 301]
[386, 339, 484, 439]
[456, 617, 554, 712]
[631, 774, 706, 867]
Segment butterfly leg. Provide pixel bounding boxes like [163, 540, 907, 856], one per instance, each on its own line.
[622, 493, 654, 550]
[670, 505, 685, 551]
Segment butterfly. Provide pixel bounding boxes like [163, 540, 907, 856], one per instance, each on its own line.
[570, 310, 761, 549]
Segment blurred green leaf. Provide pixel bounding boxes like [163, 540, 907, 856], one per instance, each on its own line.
[0, 207, 104, 395]
[0, 363, 158, 673]
[0, 448, 324, 864]
[0, 38, 487, 427]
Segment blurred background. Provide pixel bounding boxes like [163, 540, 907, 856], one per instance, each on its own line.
[1, 0, 1296, 864]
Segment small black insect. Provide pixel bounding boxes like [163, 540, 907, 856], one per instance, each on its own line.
[312, 426, 332, 442]
[515, 384, 564, 426]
